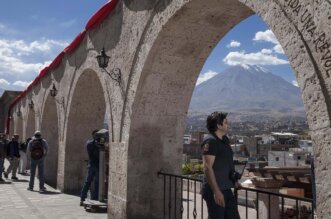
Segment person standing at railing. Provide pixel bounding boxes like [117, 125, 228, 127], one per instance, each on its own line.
[201, 111, 241, 219]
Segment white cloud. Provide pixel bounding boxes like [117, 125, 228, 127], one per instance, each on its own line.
[196, 70, 218, 85]
[0, 54, 48, 74]
[0, 38, 65, 77]
[0, 78, 10, 87]
[253, 29, 279, 44]
[227, 40, 241, 48]
[13, 81, 31, 88]
[253, 29, 286, 55]
[223, 51, 289, 67]
[261, 49, 273, 54]
[60, 19, 77, 28]
[0, 39, 67, 54]
[273, 44, 285, 54]
[292, 80, 299, 87]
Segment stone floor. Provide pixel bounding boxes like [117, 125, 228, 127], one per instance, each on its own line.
[0, 161, 107, 219]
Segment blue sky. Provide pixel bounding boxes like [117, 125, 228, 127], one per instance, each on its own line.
[0, 2, 296, 91]
[198, 15, 296, 86]
[0, 0, 107, 90]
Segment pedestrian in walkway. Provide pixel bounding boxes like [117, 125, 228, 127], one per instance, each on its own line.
[4, 134, 20, 180]
[201, 112, 240, 219]
[27, 131, 48, 192]
[0, 133, 6, 182]
[80, 129, 100, 206]
[18, 137, 30, 175]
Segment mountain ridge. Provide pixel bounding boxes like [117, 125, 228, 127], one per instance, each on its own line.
[188, 65, 305, 121]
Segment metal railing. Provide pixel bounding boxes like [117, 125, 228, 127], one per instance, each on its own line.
[158, 171, 314, 219]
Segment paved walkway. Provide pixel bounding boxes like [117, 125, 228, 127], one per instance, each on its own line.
[0, 162, 107, 219]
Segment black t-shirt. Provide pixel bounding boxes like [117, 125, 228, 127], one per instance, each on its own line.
[87, 140, 99, 167]
[202, 134, 235, 190]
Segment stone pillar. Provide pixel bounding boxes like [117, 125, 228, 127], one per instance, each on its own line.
[108, 142, 128, 219]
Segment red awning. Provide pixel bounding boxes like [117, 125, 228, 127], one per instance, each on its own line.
[49, 52, 65, 70]
[64, 31, 86, 54]
[85, 0, 119, 30]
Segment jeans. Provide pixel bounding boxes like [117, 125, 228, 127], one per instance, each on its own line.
[80, 165, 99, 201]
[0, 158, 3, 178]
[29, 158, 45, 189]
[202, 186, 240, 219]
[6, 157, 19, 178]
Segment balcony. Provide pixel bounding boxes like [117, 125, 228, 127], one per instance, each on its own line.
[158, 172, 314, 219]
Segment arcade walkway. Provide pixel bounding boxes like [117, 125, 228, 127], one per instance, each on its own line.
[0, 164, 106, 219]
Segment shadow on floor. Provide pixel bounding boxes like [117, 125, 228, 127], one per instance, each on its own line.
[12, 179, 29, 182]
[39, 191, 62, 195]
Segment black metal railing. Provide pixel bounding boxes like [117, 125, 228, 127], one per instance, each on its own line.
[158, 172, 314, 219]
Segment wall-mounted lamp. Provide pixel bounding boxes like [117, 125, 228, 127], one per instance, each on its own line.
[50, 83, 65, 107]
[17, 109, 22, 117]
[96, 48, 121, 85]
[29, 100, 34, 110]
[50, 83, 58, 97]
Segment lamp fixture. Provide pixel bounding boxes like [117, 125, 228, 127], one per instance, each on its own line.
[50, 83, 58, 97]
[29, 100, 34, 110]
[50, 83, 65, 107]
[96, 48, 121, 85]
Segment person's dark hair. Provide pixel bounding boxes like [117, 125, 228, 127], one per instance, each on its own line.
[26, 137, 32, 144]
[92, 129, 99, 137]
[206, 111, 228, 133]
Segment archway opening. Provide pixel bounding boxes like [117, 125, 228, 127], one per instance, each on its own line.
[41, 95, 59, 188]
[64, 69, 106, 195]
[126, 0, 320, 218]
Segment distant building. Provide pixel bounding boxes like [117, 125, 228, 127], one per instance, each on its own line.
[0, 90, 22, 133]
[268, 150, 311, 167]
[252, 132, 302, 160]
[182, 131, 207, 160]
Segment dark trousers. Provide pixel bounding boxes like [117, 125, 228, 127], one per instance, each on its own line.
[80, 165, 99, 201]
[202, 187, 240, 219]
[29, 158, 45, 189]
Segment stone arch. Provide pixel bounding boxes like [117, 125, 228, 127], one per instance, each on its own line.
[26, 109, 35, 140]
[40, 95, 59, 188]
[63, 69, 106, 194]
[122, 0, 331, 218]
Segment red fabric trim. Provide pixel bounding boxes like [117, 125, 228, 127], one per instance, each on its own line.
[39, 66, 50, 78]
[49, 52, 65, 70]
[64, 31, 86, 54]
[85, 0, 119, 30]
